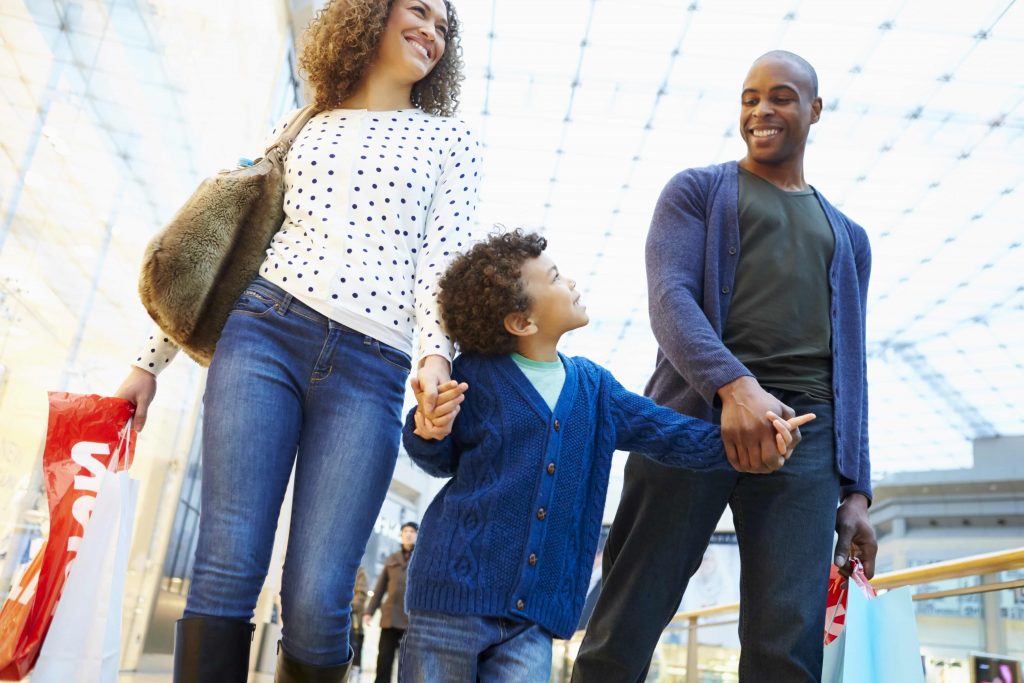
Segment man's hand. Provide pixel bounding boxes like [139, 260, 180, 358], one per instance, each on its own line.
[835, 493, 877, 579]
[363, 613, 372, 626]
[114, 366, 157, 432]
[411, 377, 468, 440]
[718, 376, 796, 473]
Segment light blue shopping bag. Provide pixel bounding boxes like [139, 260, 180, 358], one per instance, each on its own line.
[822, 577, 924, 682]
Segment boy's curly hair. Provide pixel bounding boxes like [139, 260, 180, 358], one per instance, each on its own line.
[438, 230, 548, 355]
[299, 0, 464, 117]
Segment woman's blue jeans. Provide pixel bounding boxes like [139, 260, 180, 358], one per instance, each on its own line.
[183, 277, 410, 667]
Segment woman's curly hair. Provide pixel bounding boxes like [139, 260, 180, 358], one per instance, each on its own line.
[299, 0, 464, 117]
[438, 229, 548, 355]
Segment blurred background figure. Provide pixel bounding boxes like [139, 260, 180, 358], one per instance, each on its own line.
[364, 521, 417, 683]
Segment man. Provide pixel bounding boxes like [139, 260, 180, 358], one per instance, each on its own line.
[364, 522, 417, 683]
[572, 51, 878, 682]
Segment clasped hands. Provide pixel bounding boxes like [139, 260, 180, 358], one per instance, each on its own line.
[719, 376, 815, 474]
[411, 376, 469, 440]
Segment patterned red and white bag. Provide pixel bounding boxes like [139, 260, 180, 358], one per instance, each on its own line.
[824, 559, 876, 645]
[0, 393, 135, 680]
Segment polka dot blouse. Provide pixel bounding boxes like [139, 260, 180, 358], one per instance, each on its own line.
[133, 107, 482, 375]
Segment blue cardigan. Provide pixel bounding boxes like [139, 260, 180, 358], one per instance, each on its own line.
[645, 161, 872, 499]
[402, 352, 730, 638]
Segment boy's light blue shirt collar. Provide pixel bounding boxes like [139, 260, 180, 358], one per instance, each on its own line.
[497, 353, 577, 421]
[511, 352, 564, 370]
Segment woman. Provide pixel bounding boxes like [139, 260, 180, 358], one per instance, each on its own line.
[115, 1, 479, 680]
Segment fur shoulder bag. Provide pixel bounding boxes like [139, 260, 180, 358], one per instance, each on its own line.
[138, 105, 318, 366]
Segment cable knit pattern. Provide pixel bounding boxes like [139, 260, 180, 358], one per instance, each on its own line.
[402, 352, 730, 638]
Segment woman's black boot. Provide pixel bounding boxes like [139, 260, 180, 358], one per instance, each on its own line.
[172, 616, 255, 683]
[275, 641, 353, 683]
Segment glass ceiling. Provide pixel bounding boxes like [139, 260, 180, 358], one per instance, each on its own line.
[1, 0, 1021, 482]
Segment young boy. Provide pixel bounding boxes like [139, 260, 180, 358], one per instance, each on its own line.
[398, 230, 811, 682]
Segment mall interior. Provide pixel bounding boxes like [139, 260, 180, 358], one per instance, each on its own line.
[0, 0, 1022, 681]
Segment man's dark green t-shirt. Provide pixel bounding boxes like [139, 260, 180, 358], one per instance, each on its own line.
[722, 167, 835, 401]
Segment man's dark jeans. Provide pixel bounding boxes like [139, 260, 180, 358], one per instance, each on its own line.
[572, 390, 840, 682]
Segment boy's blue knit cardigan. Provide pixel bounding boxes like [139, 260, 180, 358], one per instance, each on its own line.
[401, 351, 731, 638]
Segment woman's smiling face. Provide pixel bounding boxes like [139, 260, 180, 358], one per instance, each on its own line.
[374, 0, 449, 85]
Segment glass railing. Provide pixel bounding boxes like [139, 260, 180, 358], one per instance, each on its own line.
[552, 547, 1024, 682]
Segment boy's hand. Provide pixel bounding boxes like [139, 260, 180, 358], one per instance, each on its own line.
[766, 411, 816, 468]
[413, 410, 446, 440]
[410, 377, 468, 440]
[718, 376, 796, 473]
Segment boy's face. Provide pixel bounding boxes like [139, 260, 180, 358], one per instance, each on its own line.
[520, 253, 590, 338]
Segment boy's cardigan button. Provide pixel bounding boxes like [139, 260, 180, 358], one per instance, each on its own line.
[547, 462, 556, 475]
[553, 419, 561, 431]
[516, 599, 525, 610]
[537, 508, 547, 520]
[528, 553, 537, 566]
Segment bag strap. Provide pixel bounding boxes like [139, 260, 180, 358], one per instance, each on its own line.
[849, 558, 877, 598]
[264, 104, 318, 158]
[110, 417, 134, 472]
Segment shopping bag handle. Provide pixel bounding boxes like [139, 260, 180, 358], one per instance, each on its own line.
[823, 558, 879, 644]
[110, 416, 134, 472]
[849, 558, 877, 598]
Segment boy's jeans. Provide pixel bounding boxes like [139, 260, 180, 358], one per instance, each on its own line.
[183, 277, 410, 666]
[399, 610, 552, 682]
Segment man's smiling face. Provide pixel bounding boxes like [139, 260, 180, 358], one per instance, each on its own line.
[739, 56, 821, 167]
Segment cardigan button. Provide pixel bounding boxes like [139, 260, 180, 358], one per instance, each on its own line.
[721, 286, 730, 294]
[528, 553, 537, 566]
[537, 508, 547, 521]
[553, 419, 561, 432]
[547, 462, 556, 475]
[728, 246, 737, 255]
[516, 599, 525, 610]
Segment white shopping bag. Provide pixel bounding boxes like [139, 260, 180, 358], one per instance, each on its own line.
[32, 424, 139, 683]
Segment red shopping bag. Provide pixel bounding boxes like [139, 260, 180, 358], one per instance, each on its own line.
[0, 393, 135, 680]
[824, 559, 876, 645]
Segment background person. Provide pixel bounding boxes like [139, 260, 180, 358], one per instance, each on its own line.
[350, 566, 369, 677]
[364, 522, 417, 683]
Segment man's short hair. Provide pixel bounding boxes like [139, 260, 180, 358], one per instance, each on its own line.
[401, 521, 419, 532]
[437, 228, 548, 355]
[754, 50, 818, 98]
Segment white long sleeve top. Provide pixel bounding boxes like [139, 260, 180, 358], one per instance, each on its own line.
[134, 107, 482, 375]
